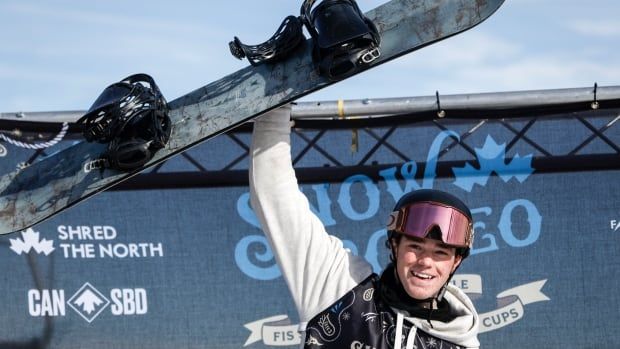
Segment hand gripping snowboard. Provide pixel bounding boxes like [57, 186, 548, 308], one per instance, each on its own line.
[0, 0, 504, 235]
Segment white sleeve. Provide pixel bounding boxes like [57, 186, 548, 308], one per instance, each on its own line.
[249, 105, 373, 324]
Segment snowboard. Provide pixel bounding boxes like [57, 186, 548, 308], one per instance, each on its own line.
[0, 0, 504, 235]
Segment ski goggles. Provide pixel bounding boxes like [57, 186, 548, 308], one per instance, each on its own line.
[386, 201, 473, 248]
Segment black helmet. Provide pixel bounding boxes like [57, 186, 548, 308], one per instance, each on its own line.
[386, 189, 473, 259]
[386, 189, 474, 302]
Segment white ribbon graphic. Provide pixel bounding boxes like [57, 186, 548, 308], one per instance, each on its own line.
[478, 279, 549, 333]
[451, 274, 483, 295]
[244, 314, 301, 347]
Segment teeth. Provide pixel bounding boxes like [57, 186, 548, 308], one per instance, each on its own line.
[412, 272, 433, 279]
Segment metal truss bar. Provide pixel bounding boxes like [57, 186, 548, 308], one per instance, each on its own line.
[222, 134, 250, 171]
[26, 149, 46, 167]
[227, 133, 250, 152]
[437, 120, 486, 158]
[292, 129, 342, 167]
[111, 154, 620, 190]
[361, 127, 411, 163]
[149, 161, 165, 173]
[181, 153, 208, 172]
[223, 153, 249, 172]
[357, 126, 399, 165]
[1, 109, 617, 185]
[501, 119, 553, 156]
[570, 116, 620, 155]
[431, 120, 478, 158]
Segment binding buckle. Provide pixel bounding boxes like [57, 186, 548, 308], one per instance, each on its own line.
[360, 47, 381, 64]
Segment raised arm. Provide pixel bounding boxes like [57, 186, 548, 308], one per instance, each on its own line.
[249, 105, 372, 324]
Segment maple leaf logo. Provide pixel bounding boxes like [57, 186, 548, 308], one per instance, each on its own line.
[9, 228, 55, 255]
[452, 135, 534, 192]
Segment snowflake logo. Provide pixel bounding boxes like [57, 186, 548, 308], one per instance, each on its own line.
[342, 312, 351, 321]
[425, 337, 438, 348]
[9, 228, 55, 255]
[452, 135, 534, 192]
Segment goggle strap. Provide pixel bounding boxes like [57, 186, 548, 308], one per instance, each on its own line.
[386, 209, 403, 232]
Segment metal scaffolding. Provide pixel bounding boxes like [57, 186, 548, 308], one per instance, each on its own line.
[1, 86, 619, 190]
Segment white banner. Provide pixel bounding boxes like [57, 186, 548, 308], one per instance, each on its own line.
[244, 314, 301, 347]
[478, 280, 550, 333]
[452, 274, 483, 295]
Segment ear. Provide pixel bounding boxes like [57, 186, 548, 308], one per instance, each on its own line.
[451, 254, 463, 273]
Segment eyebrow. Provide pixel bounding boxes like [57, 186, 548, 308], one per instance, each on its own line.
[404, 237, 455, 251]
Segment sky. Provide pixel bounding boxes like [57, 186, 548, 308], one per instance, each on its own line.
[0, 0, 619, 113]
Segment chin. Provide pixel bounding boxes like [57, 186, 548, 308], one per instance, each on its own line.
[404, 285, 437, 301]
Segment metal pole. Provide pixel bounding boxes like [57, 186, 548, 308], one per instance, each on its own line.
[290, 85, 620, 118]
[2, 85, 619, 123]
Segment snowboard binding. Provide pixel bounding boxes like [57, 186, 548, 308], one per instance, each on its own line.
[77, 73, 171, 171]
[229, 0, 380, 81]
[229, 15, 305, 66]
[301, 0, 381, 80]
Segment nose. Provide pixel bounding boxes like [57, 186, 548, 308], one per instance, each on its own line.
[416, 252, 434, 267]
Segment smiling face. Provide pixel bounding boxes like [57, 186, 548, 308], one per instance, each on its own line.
[392, 235, 462, 300]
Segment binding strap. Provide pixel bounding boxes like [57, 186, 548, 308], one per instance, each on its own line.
[229, 15, 305, 66]
[77, 73, 171, 171]
[301, 0, 381, 81]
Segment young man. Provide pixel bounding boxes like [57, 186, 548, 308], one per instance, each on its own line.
[250, 105, 479, 349]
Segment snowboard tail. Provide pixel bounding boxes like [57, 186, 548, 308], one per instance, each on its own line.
[0, 0, 505, 235]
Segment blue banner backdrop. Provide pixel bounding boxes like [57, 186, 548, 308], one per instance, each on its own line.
[0, 118, 619, 348]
